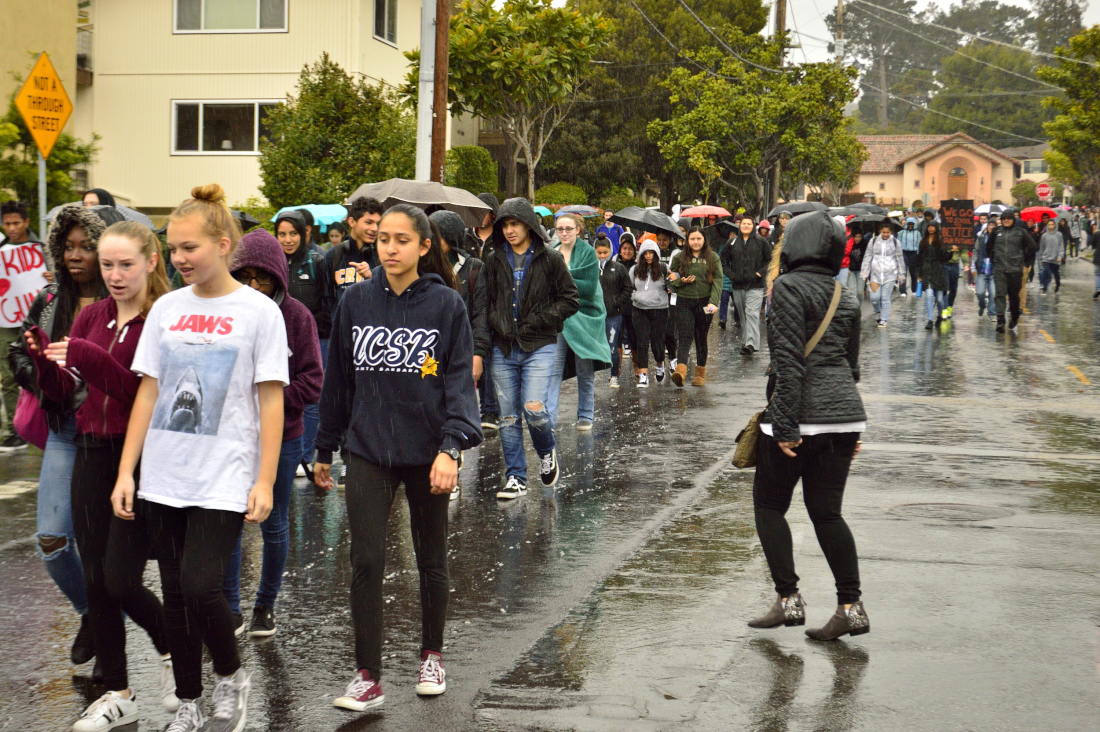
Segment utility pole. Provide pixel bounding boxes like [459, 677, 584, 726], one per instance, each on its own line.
[414, 0, 437, 181]
[835, 0, 844, 67]
[770, 0, 787, 212]
[429, 0, 450, 183]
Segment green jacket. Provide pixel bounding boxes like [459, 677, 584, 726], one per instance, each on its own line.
[554, 239, 613, 369]
[669, 249, 722, 306]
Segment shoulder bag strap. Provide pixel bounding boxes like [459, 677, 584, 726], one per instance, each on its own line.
[804, 281, 843, 357]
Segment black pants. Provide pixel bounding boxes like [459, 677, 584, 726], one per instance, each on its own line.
[631, 306, 668, 369]
[71, 438, 168, 691]
[675, 296, 713, 367]
[621, 307, 636, 351]
[1069, 238, 1079, 257]
[753, 432, 861, 605]
[994, 270, 1023, 325]
[345, 455, 449, 679]
[146, 500, 243, 700]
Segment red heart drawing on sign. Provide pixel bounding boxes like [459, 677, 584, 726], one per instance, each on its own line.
[0, 279, 9, 298]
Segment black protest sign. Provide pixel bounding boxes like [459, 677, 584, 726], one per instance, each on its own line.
[940, 200, 974, 250]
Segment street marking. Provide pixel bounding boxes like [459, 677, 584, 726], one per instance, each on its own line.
[1039, 329, 1055, 343]
[1068, 366, 1091, 385]
[0, 480, 36, 500]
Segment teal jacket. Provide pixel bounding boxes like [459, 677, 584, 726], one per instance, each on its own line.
[555, 239, 613, 371]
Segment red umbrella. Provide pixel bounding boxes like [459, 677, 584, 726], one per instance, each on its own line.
[1020, 206, 1058, 223]
[680, 205, 731, 218]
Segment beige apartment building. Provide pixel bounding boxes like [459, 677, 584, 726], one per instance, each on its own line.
[64, 0, 472, 212]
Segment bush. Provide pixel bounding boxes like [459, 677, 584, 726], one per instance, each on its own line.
[446, 146, 497, 196]
[1011, 180, 1038, 207]
[599, 190, 645, 212]
[535, 182, 587, 206]
[1072, 192, 1088, 207]
[233, 196, 278, 234]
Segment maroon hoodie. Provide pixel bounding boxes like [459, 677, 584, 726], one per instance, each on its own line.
[31, 298, 144, 439]
[232, 229, 323, 441]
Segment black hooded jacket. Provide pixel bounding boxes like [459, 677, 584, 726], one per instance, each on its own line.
[764, 211, 866, 442]
[472, 198, 579, 358]
[276, 210, 333, 339]
[721, 232, 773, 289]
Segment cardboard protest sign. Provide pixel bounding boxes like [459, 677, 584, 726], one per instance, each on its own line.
[0, 242, 49, 327]
[940, 199, 975, 250]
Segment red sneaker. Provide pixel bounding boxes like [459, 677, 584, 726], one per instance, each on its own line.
[333, 670, 384, 711]
[415, 650, 447, 696]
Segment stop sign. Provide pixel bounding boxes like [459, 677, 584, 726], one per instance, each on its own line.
[1036, 182, 1053, 199]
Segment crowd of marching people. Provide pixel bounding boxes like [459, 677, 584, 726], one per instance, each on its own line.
[3, 181, 1100, 731]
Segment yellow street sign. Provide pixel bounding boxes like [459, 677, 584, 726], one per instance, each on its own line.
[14, 52, 73, 159]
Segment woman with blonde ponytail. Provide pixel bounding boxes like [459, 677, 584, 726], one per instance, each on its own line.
[112, 184, 289, 732]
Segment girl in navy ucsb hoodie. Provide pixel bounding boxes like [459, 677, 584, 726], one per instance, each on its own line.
[315, 204, 481, 712]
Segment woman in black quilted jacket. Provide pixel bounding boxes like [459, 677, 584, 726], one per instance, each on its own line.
[747, 211, 870, 642]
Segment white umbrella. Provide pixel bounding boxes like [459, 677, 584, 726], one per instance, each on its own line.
[974, 203, 1006, 216]
[344, 179, 493, 228]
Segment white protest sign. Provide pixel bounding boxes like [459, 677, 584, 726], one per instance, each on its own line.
[0, 243, 49, 327]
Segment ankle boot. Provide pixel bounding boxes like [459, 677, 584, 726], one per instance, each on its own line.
[805, 601, 869, 641]
[748, 593, 805, 628]
[691, 365, 706, 386]
[671, 362, 688, 387]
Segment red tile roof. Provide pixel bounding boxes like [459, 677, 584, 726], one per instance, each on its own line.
[858, 133, 1021, 173]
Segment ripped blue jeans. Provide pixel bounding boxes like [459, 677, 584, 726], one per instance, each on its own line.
[37, 414, 88, 614]
[491, 345, 557, 482]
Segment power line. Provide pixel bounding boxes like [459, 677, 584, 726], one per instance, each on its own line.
[670, 0, 785, 74]
[625, 0, 744, 82]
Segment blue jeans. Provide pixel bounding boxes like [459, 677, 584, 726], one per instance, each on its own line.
[976, 273, 996, 315]
[37, 414, 88, 615]
[547, 333, 595, 429]
[478, 350, 498, 418]
[835, 268, 850, 285]
[605, 315, 623, 377]
[925, 288, 947, 320]
[719, 289, 732, 322]
[944, 262, 960, 306]
[869, 280, 894, 321]
[223, 436, 302, 614]
[491, 344, 556, 481]
[1039, 262, 1061, 291]
[301, 338, 328, 464]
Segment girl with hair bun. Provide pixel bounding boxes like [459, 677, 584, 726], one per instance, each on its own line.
[112, 184, 289, 732]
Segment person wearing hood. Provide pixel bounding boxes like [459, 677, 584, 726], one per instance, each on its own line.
[629, 239, 671, 387]
[974, 216, 998, 318]
[988, 209, 1037, 333]
[274, 210, 333, 479]
[471, 198, 579, 499]
[916, 222, 951, 330]
[749, 210, 869, 642]
[546, 213, 612, 429]
[613, 233, 638, 368]
[431, 209, 499, 433]
[83, 188, 117, 208]
[1038, 218, 1065, 295]
[222, 229, 323, 639]
[860, 222, 906, 327]
[919, 207, 938, 237]
[653, 230, 681, 371]
[1069, 212, 1082, 258]
[8, 203, 116, 677]
[466, 192, 500, 259]
[313, 205, 481, 712]
[595, 234, 631, 389]
[720, 216, 772, 357]
[846, 229, 867, 303]
[896, 217, 922, 296]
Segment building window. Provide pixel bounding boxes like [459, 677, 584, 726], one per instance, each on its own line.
[914, 179, 920, 189]
[1023, 160, 1048, 174]
[175, 0, 287, 33]
[374, 0, 397, 44]
[879, 182, 886, 190]
[172, 100, 281, 154]
[995, 180, 1002, 189]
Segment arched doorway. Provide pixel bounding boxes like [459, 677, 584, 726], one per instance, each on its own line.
[947, 167, 968, 199]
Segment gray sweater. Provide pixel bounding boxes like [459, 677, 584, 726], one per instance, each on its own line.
[1038, 231, 1065, 264]
[630, 241, 670, 310]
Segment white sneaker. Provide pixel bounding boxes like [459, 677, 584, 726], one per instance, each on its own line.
[72, 691, 138, 731]
[159, 655, 179, 712]
[165, 698, 206, 732]
[496, 475, 527, 500]
[206, 668, 250, 732]
[670, 358, 678, 371]
[295, 463, 306, 478]
[637, 373, 649, 388]
[655, 365, 665, 383]
[609, 376, 619, 388]
[901, 292, 907, 298]
[449, 485, 460, 501]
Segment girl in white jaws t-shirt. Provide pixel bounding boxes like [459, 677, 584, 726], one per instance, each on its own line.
[111, 184, 288, 732]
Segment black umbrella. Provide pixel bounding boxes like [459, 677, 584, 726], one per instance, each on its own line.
[849, 202, 888, 215]
[828, 206, 866, 217]
[767, 201, 827, 218]
[610, 206, 683, 240]
[232, 209, 262, 231]
[850, 213, 900, 230]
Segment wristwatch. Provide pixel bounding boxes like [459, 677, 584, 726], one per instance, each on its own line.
[439, 447, 461, 462]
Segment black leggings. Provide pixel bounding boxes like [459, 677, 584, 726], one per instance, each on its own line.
[621, 307, 636, 351]
[345, 455, 449, 679]
[753, 432, 861, 605]
[631, 306, 668, 369]
[145, 500, 243, 700]
[71, 439, 168, 691]
[675, 296, 713, 367]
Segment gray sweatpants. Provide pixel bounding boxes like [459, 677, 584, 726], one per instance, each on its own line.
[731, 288, 764, 350]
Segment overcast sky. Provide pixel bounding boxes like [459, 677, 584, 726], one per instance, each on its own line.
[779, 0, 1099, 64]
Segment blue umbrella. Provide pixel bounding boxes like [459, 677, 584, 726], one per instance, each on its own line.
[533, 205, 553, 217]
[271, 203, 348, 233]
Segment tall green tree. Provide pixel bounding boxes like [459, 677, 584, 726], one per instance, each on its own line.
[258, 53, 415, 209]
[1031, 0, 1085, 55]
[1036, 26, 1100, 202]
[405, 0, 613, 200]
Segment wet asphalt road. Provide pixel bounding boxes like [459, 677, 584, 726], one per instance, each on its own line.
[2, 257, 1100, 731]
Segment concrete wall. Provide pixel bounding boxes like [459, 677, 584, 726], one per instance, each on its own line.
[0, 0, 77, 129]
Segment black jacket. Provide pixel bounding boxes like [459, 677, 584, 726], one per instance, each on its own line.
[988, 222, 1037, 273]
[325, 237, 379, 305]
[472, 198, 579, 358]
[916, 239, 951, 291]
[764, 212, 865, 442]
[454, 250, 483, 318]
[286, 244, 334, 339]
[720, 232, 772, 289]
[598, 258, 632, 319]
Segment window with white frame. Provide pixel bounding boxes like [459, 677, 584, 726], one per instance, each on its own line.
[374, 0, 397, 44]
[1023, 159, 1048, 174]
[173, 100, 281, 154]
[176, 0, 287, 33]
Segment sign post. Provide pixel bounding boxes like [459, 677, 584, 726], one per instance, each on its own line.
[14, 52, 73, 262]
[940, 199, 975, 251]
[1036, 182, 1053, 202]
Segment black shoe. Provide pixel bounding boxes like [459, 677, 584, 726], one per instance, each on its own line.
[996, 323, 1005, 333]
[335, 464, 347, 487]
[1009, 315, 1019, 330]
[719, 320, 727, 330]
[72, 614, 96, 665]
[805, 601, 870, 641]
[90, 658, 103, 684]
[740, 344, 755, 356]
[1093, 291, 1100, 300]
[0, 434, 27, 452]
[978, 304, 985, 316]
[539, 448, 559, 487]
[925, 320, 934, 330]
[232, 613, 245, 638]
[480, 414, 499, 432]
[249, 606, 277, 637]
